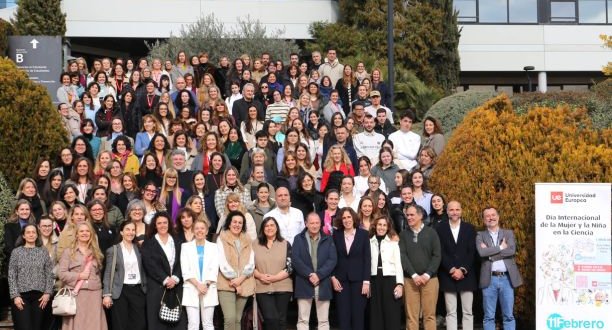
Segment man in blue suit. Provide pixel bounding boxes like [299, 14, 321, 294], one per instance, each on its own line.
[292, 213, 337, 330]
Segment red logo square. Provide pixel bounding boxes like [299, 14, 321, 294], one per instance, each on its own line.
[551, 192, 563, 204]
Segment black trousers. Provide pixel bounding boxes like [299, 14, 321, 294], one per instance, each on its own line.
[335, 280, 368, 330]
[256, 292, 292, 330]
[11, 290, 45, 330]
[111, 284, 147, 330]
[370, 276, 402, 330]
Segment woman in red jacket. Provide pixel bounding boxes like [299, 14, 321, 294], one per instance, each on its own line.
[320, 144, 355, 192]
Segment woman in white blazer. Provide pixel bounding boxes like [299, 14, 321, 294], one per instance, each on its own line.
[368, 215, 404, 330]
[181, 220, 219, 330]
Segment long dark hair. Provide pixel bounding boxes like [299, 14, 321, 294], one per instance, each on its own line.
[257, 217, 285, 245]
[146, 211, 175, 238]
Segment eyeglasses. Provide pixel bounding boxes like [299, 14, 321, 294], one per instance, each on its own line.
[90, 207, 104, 212]
[40, 225, 53, 228]
[144, 189, 157, 194]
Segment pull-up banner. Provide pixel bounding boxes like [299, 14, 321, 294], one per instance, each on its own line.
[535, 183, 611, 330]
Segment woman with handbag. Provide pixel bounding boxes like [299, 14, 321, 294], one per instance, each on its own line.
[102, 221, 147, 330]
[8, 224, 54, 330]
[57, 221, 107, 330]
[141, 211, 186, 329]
[217, 210, 256, 330]
[180, 220, 219, 330]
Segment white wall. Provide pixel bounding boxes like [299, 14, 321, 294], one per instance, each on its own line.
[62, 0, 338, 39]
[459, 25, 612, 72]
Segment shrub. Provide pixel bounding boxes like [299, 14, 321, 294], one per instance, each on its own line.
[0, 58, 69, 190]
[423, 89, 499, 137]
[511, 85, 611, 130]
[146, 14, 299, 65]
[0, 173, 15, 276]
[429, 94, 612, 327]
[11, 0, 66, 36]
[0, 18, 15, 57]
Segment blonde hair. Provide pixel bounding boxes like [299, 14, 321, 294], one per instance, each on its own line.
[224, 192, 248, 216]
[70, 222, 104, 266]
[159, 168, 182, 205]
[67, 204, 91, 228]
[323, 144, 352, 170]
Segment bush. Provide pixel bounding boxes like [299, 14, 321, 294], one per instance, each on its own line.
[0, 18, 15, 57]
[423, 89, 499, 137]
[429, 94, 612, 327]
[511, 84, 611, 130]
[0, 173, 15, 276]
[146, 14, 299, 65]
[0, 58, 69, 190]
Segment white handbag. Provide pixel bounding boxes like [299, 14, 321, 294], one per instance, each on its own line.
[52, 288, 77, 316]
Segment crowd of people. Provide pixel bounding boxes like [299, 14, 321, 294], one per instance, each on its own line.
[3, 48, 523, 330]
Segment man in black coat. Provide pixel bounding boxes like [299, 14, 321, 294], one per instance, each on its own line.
[231, 83, 264, 127]
[435, 200, 478, 330]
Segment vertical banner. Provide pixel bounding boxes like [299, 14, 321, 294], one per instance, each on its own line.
[536, 183, 611, 330]
[8, 36, 62, 103]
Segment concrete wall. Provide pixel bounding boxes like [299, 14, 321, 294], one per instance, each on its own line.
[459, 25, 612, 72]
[62, 0, 339, 39]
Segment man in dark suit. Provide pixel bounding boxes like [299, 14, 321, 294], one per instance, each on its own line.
[476, 207, 523, 330]
[436, 201, 477, 330]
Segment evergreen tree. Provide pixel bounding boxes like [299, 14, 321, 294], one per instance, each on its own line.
[0, 58, 69, 190]
[11, 0, 66, 36]
[309, 0, 461, 95]
[0, 18, 15, 56]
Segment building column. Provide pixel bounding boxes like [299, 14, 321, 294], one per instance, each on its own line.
[538, 71, 547, 93]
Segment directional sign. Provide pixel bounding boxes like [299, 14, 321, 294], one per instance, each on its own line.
[8, 36, 62, 103]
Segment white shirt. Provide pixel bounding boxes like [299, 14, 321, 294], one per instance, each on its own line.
[353, 130, 385, 165]
[120, 242, 141, 285]
[155, 234, 176, 273]
[263, 207, 305, 245]
[388, 130, 421, 170]
[488, 230, 508, 272]
[450, 222, 460, 243]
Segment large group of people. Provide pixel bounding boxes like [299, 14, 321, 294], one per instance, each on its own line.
[3, 49, 523, 330]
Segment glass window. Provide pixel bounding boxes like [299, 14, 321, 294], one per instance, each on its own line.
[455, 0, 478, 22]
[579, 0, 607, 23]
[551, 1, 577, 22]
[480, 0, 509, 22]
[609, 0, 612, 22]
[509, 0, 538, 23]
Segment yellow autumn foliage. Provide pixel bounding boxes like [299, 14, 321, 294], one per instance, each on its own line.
[430, 94, 612, 326]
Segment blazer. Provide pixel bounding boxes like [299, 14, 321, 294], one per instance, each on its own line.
[476, 228, 523, 289]
[141, 235, 183, 286]
[103, 243, 147, 299]
[180, 240, 219, 308]
[332, 228, 371, 283]
[435, 221, 478, 292]
[292, 229, 337, 300]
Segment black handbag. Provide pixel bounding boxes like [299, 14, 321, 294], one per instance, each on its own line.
[159, 288, 181, 323]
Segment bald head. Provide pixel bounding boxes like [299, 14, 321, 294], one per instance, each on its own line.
[447, 200, 462, 222]
[276, 187, 291, 209]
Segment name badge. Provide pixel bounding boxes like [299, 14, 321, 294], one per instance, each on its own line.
[127, 273, 137, 280]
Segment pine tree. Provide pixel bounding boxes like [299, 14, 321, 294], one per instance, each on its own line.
[0, 58, 69, 190]
[11, 0, 66, 36]
[0, 18, 15, 56]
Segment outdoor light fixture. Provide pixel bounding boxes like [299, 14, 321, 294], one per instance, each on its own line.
[524, 66, 535, 92]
